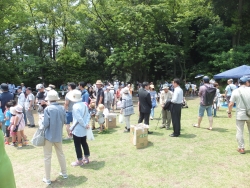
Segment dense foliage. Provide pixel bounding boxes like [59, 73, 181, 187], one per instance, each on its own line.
[0, 0, 249, 86]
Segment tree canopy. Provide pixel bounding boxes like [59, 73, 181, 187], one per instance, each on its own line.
[1, 0, 249, 86]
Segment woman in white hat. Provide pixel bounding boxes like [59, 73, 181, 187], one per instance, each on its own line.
[120, 87, 134, 132]
[67, 90, 91, 166]
[14, 105, 26, 148]
[42, 90, 67, 185]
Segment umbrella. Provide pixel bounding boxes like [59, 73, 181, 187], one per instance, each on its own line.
[195, 74, 204, 79]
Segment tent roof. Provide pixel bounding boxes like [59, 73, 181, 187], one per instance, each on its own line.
[213, 65, 250, 79]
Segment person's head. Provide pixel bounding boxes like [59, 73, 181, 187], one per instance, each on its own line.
[162, 85, 169, 93]
[26, 87, 32, 94]
[45, 90, 60, 102]
[65, 90, 82, 102]
[68, 82, 76, 91]
[10, 100, 16, 106]
[97, 104, 104, 112]
[5, 102, 12, 110]
[88, 86, 93, 92]
[142, 82, 149, 90]
[15, 86, 22, 93]
[202, 76, 210, 84]
[36, 84, 44, 92]
[1, 83, 8, 92]
[173, 78, 180, 88]
[123, 87, 129, 95]
[106, 86, 111, 92]
[213, 82, 219, 88]
[78, 81, 86, 90]
[246, 78, 250, 87]
[227, 79, 233, 84]
[21, 83, 24, 87]
[96, 80, 103, 89]
[90, 101, 96, 108]
[150, 85, 155, 91]
[239, 76, 248, 86]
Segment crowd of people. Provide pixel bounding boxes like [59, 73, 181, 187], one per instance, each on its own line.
[1, 75, 250, 186]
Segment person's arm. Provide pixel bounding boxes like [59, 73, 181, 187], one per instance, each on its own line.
[225, 86, 228, 96]
[64, 99, 69, 111]
[99, 92, 104, 105]
[160, 93, 164, 107]
[146, 93, 152, 108]
[13, 115, 19, 129]
[43, 108, 50, 129]
[28, 96, 34, 111]
[84, 93, 89, 104]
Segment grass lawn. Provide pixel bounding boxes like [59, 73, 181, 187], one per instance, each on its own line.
[5, 97, 250, 188]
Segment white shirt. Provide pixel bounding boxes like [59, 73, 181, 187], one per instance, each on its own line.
[17, 92, 26, 107]
[171, 86, 183, 104]
[25, 93, 35, 110]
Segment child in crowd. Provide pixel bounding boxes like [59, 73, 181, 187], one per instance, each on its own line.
[14, 105, 27, 148]
[9, 107, 17, 146]
[4, 102, 12, 145]
[89, 102, 96, 130]
[95, 104, 105, 133]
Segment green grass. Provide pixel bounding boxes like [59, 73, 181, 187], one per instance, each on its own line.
[5, 97, 250, 188]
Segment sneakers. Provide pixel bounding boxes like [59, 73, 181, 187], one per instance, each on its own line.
[5, 141, 9, 145]
[28, 125, 35, 128]
[237, 148, 245, 154]
[10, 142, 16, 146]
[42, 178, 51, 185]
[18, 143, 22, 148]
[71, 160, 84, 166]
[59, 172, 68, 179]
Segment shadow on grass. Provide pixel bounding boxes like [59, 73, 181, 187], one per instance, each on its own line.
[137, 141, 154, 149]
[16, 145, 36, 149]
[151, 132, 164, 136]
[180, 133, 196, 138]
[49, 175, 88, 188]
[210, 127, 229, 132]
[62, 139, 73, 144]
[81, 160, 105, 170]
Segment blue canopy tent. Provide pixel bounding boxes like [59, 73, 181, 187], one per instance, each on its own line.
[214, 65, 250, 79]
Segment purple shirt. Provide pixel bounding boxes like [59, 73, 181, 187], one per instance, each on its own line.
[198, 83, 213, 106]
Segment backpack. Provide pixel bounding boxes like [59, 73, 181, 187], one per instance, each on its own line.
[203, 85, 216, 106]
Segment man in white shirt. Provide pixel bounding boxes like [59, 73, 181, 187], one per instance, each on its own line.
[16, 86, 27, 124]
[170, 78, 183, 137]
[228, 76, 250, 154]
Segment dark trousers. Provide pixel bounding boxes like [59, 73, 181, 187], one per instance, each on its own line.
[73, 135, 90, 160]
[171, 104, 182, 136]
[138, 112, 150, 125]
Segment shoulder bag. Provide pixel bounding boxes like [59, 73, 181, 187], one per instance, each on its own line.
[238, 89, 250, 118]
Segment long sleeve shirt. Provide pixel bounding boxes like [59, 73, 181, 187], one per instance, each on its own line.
[171, 86, 183, 104]
[44, 102, 66, 143]
[160, 91, 173, 106]
[70, 102, 90, 137]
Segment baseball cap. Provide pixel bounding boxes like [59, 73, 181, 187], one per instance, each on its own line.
[15, 86, 22, 90]
[36, 84, 44, 90]
[26, 87, 32, 91]
[203, 76, 210, 81]
[239, 76, 248, 83]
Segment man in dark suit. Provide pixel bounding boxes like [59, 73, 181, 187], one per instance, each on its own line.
[138, 82, 153, 134]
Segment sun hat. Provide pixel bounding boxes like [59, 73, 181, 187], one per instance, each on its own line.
[66, 90, 82, 102]
[45, 90, 60, 101]
[96, 80, 103, 85]
[10, 107, 16, 115]
[209, 79, 215, 84]
[36, 84, 44, 90]
[15, 105, 23, 113]
[150, 85, 154, 89]
[162, 85, 169, 89]
[123, 87, 129, 94]
[45, 84, 56, 91]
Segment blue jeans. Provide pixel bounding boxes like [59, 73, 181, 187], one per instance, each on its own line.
[199, 105, 212, 117]
[150, 108, 155, 118]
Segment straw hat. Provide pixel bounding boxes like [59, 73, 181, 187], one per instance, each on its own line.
[150, 85, 154, 89]
[96, 80, 103, 85]
[45, 84, 56, 91]
[10, 107, 16, 115]
[162, 85, 169, 89]
[15, 105, 23, 113]
[66, 90, 82, 102]
[45, 90, 60, 101]
[123, 87, 129, 94]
